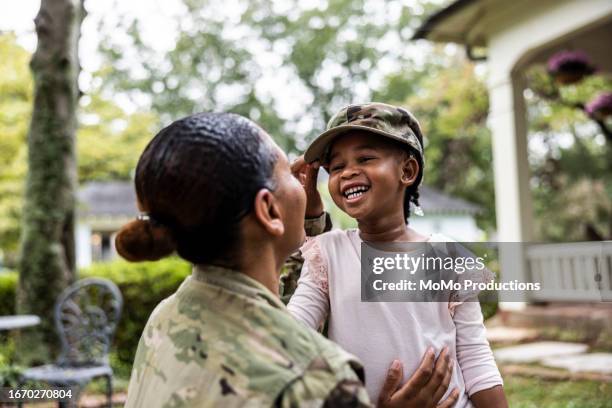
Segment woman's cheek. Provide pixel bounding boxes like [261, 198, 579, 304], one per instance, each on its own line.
[292, 175, 307, 210]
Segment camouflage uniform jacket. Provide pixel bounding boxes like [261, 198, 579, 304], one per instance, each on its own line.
[125, 263, 372, 408]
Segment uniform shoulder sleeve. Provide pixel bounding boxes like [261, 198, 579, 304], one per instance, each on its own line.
[275, 365, 372, 408]
[304, 212, 333, 236]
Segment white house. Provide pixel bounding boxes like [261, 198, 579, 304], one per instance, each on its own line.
[75, 181, 484, 267]
[76, 181, 137, 268]
[408, 185, 484, 242]
[413, 0, 612, 308]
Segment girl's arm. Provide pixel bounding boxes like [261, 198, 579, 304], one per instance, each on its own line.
[280, 212, 331, 303]
[452, 301, 507, 407]
[470, 385, 508, 408]
[287, 238, 330, 330]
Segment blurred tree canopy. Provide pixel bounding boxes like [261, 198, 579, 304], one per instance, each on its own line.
[77, 83, 157, 182]
[93, 0, 500, 229]
[390, 58, 495, 232]
[94, 0, 442, 152]
[525, 66, 612, 241]
[0, 34, 156, 266]
[0, 34, 32, 263]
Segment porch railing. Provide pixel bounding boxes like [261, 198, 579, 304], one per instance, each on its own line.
[526, 241, 612, 302]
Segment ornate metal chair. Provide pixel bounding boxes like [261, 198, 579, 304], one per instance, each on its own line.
[18, 278, 123, 407]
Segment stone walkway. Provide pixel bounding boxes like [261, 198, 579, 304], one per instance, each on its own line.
[542, 352, 612, 374]
[493, 341, 612, 375]
[486, 326, 538, 344]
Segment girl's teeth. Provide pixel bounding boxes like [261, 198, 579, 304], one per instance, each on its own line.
[345, 186, 368, 197]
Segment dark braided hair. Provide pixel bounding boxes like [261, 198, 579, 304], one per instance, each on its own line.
[402, 149, 424, 224]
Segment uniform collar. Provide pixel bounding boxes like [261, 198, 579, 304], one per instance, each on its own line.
[191, 264, 286, 310]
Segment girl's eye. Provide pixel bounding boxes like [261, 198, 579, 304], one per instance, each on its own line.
[330, 163, 345, 172]
[358, 156, 375, 163]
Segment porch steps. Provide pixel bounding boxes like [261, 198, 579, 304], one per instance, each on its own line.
[493, 341, 612, 378]
[486, 303, 612, 349]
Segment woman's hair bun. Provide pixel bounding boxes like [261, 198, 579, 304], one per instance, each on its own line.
[115, 219, 176, 262]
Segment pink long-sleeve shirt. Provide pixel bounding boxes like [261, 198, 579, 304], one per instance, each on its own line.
[287, 229, 503, 406]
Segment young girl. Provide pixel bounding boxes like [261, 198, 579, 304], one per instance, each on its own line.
[288, 103, 507, 407]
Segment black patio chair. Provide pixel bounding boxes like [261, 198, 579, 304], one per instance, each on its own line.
[18, 278, 123, 407]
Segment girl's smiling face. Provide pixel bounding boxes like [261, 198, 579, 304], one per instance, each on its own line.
[326, 131, 419, 222]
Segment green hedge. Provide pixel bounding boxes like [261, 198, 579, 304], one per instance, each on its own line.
[0, 272, 17, 318]
[82, 258, 191, 364]
[0, 258, 191, 365]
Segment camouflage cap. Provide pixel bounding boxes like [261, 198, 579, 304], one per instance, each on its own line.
[304, 102, 425, 164]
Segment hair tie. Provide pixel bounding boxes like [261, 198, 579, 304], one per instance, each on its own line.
[137, 212, 171, 229]
[413, 204, 424, 217]
[137, 213, 151, 221]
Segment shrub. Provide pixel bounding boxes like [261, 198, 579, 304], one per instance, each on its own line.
[0, 271, 17, 317]
[0, 338, 22, 387]
[81, 258, 191, 364]
[0, 258, 191, 366]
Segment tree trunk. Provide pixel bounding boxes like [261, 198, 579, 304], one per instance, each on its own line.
[17, 0, 84, 362]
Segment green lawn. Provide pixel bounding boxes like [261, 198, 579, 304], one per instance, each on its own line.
[504, 376, 612, 408]
[96, 373, 611, 408]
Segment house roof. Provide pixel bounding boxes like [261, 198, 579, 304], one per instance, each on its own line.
[412, 0, 487, 46]
[78, 181, 138, 218]
[418, 185, 482, 215]
[78, 181, 482, 218]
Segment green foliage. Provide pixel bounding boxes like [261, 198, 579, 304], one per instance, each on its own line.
[319, 181, 357, 230]
[0, 34, 32, 265]
[0, 271, 17, 318]
[0, 34, 159, 265]
[396, 56, 496, 232]
[0, 337, 22, 387]
[525, 65, 612, 241]
[527, 65, 612, 132]
[0, 366, 23, 388]
[81, 258, 191, 364]
[480, 301, 498, 321]
[0, 258, 190, 366]
[77, 88, 158, 183]
[95, 0, 432, 151]
[504, 376, 612, 408]
[533, 176, 612, 242]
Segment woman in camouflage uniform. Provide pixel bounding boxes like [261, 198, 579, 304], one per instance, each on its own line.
[116, 112, 456, 407]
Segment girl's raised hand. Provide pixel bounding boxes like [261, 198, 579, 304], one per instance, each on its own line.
[377, 347, 459, 408]
[291, 155, 324, 218]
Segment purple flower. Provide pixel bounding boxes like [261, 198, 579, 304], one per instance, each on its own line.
[547, 50, 593, 72]
[585, 92, 612, 119]
[547, 50, 596, 84]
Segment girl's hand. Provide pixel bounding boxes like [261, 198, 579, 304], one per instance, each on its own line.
[377, 347, 459, 408]
[291, 155, 324, 218]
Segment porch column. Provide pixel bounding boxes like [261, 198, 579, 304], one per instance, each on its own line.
[488, 72, 534, 310]
[75, 222, 92, 268]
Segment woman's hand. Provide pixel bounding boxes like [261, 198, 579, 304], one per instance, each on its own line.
[377, 347, 459, 408]
[291, 155, 324, 218]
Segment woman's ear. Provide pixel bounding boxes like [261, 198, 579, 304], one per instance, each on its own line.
[400, 155, 419, 186]
[253, 189, 285, 237]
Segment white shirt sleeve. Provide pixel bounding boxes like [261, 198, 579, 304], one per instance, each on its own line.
[287, 238, 330, 330]
[452, 300, 503, 396]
